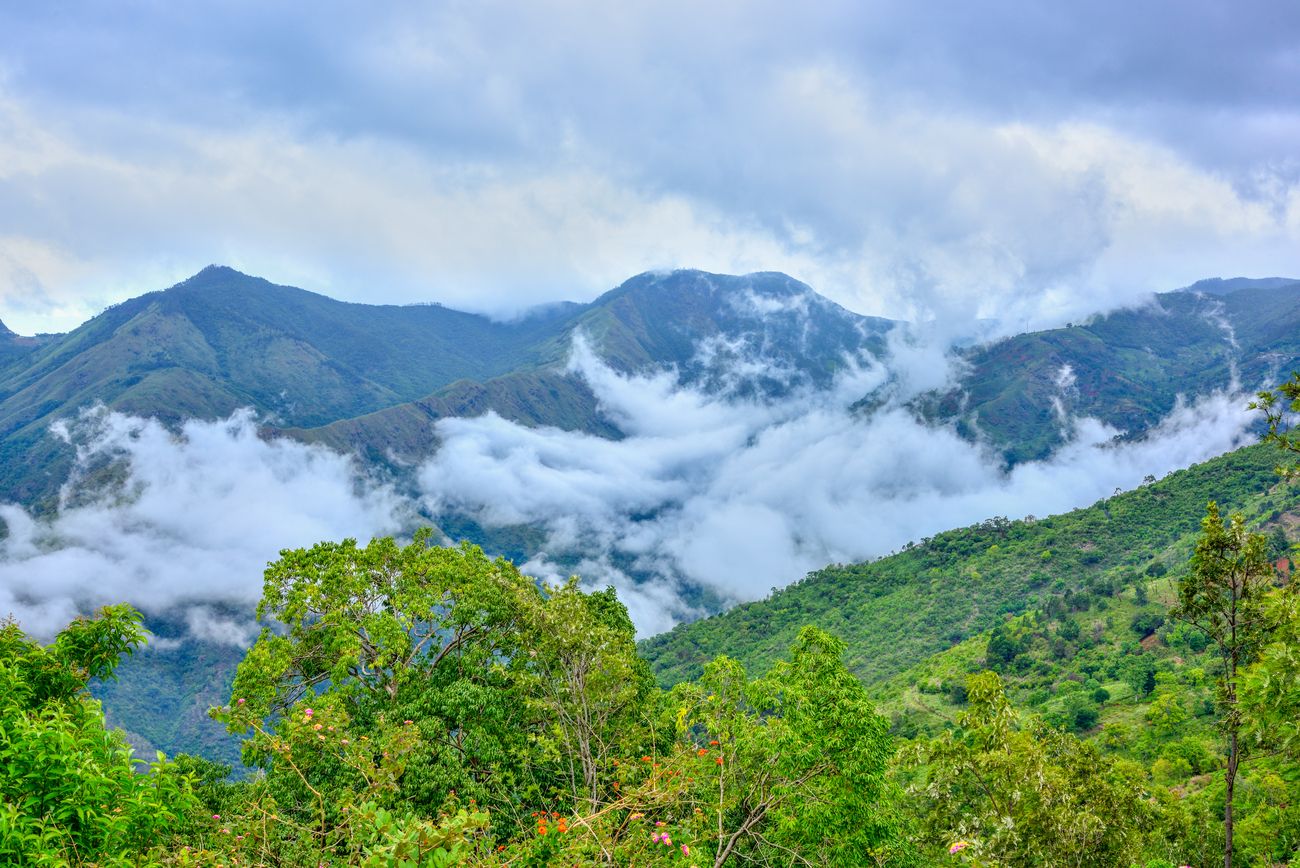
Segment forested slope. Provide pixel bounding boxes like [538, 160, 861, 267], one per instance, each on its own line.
[640, 442, 1292, 687]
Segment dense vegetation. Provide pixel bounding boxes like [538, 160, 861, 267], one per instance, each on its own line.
[9, 338, 1300, 863]
[8, 489, 1300, 864]
[641, 442, 1287, 687]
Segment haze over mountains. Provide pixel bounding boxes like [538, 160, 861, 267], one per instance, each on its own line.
[0, 268, 1295, 635]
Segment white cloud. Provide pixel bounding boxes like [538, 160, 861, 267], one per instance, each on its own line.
[0, 408, 407, 640]
[0, 334, 1262, 641]
[418, 342, 1255, 634]
[1, 20, 1298, 336]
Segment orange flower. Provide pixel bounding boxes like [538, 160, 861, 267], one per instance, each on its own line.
[709, 740, 719, 746]
[715, 757, 724, 765]
[697, 748, 708, 757]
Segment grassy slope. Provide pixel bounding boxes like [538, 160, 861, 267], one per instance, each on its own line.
[640, 442, 1291, 688]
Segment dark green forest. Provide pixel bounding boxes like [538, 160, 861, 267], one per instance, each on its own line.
[9, 383, 1300, 866]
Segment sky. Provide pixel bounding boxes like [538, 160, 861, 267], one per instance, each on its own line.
[2, 1, 1299, 334]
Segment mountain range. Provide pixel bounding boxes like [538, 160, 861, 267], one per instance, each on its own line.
[2, 267, 1299, 513]
[3, 266, 1300, 764]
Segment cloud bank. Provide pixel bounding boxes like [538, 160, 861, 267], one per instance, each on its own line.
[1, 1, 1298, 333]
[0, 335, 1257, 640]
[417, 339, 1255, 634]
[0, 409, 407, 641]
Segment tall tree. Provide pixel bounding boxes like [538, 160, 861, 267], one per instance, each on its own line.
[1171, 502, 1276, 868]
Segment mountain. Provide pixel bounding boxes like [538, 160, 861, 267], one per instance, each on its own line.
[0, 267, 892, 506]
[925, 279, 1300, 464]
[8, 268, 1300, 510]
[638, 441, 1293, 687]
[285, 269, 894, 460]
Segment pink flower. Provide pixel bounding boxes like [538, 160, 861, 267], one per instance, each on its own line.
[681, 844, 690, 855]
[949, 840, 970, 854]
[304, 708, 314, 718]
[236, 698, 245, 705]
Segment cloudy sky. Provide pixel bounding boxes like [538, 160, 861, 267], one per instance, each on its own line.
[2, 1, 1299, 334]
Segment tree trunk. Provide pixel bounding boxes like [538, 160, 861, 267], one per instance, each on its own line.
[1224, 728, 1237, 868]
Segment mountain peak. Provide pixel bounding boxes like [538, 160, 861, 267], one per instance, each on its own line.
[173, 264, 260, 290]
[0, 318, 14, 338]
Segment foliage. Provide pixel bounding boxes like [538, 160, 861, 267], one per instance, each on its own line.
[902, 671, 1180, 867]
[1171, 502, 1277, 866]
[643, 442, 1287, 688]
[0, 605, 196, 866]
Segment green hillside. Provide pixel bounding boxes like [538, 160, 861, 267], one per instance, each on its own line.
[0, 267, 894, 507]
[0, 267, 578, 507]
[282, 269, 892, 460]
[929, 281, 1300, 464]
[639, 442, 1293, 688]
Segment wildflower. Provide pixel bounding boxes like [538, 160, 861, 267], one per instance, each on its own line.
[697, 748, 708, 756]
[655, 821, 666, 827]
[221, 828, 230, 835]
[949, 841, 970, 854]
[682, 844, 690, 856]
[404, 719, 413, 725]
[642, 755, 652, 762]
[314, 723, 323, 731]
[709, 740, 719, 746]
[212, 814, 221, 821]
[304, 708, 313, 718]
[715, 757, 724, 765]
[340, 739, 349, 745]
[236, 698, 245, 705]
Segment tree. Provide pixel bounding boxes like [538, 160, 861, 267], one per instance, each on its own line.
[218, 533, 546, 833]
[648, 627, 914, 866]
[524, 580, 656, 813]
[1252, 373, 1300, 478]
[1170, 502, 1276, 868]
[904, 671, 1169, 866]
[0, 606, 195, 864]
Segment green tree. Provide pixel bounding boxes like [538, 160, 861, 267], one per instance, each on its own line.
[670, 627, 913, 866]
[0, 606, 195, 865]
[217, 533, 545, 843]
[524, 581, 655, 813]
[904, 671, 1171, 866]
[1170, 502, 1275, 868]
